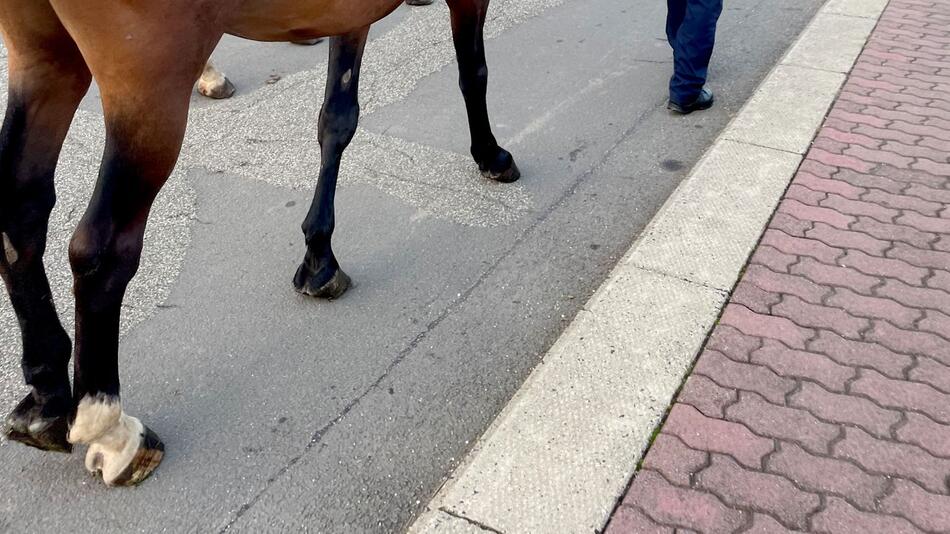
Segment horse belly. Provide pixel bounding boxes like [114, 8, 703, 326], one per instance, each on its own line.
[224, 0, 402, 41]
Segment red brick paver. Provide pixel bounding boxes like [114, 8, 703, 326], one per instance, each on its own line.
[607, 0, 950, 531]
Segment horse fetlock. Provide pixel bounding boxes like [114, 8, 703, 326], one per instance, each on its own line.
[68, 394, 121, 444]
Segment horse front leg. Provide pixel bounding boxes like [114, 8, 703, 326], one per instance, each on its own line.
[65, 97, 190, 484]
[49, 6, 218, 484]
[0, 1, 92, 453]
[293, 27, 369, 299]
[447, 0, 520, 183]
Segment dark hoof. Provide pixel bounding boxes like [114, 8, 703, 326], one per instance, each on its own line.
[198, 77, 236, 100]
[478, 149, 521, 183]
[294, 264, 351, 299]
[109, 426, 164, 487]
[291, 38, 325, 46]
[2, 393, 71, 453]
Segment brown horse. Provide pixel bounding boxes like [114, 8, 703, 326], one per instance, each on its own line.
[0, 0, 519, 486]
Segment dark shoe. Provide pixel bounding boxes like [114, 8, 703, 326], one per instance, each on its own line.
[291, 38, 325, 46]
[668, 88, 714, 115]
[405, 0, 435, 5]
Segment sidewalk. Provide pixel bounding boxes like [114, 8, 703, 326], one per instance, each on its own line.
[606, 0, 950, 531]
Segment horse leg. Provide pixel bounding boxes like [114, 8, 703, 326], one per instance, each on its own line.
[0, 1, 92, 453]
[197, 60, 236, 100]
[446, 0, 520, 183]
[48, 8, 216, 484]
[64, 89, 195, 485]
[293, 27, 369, 299]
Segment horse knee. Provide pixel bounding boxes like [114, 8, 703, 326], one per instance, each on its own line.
[68, 223, 144, 292]
[458, 64, 488, 94]
[318, 99, 360, 152]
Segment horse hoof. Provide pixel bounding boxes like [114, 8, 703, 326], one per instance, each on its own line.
[478, 149, 521, 183]
[293, 264, 351, 299]
[197, 77, 236, 100]
[291, 38, 325, 46]
[481, 159, 521, 183]
[87, 425, 164, 487]
[2, 393, 71, 453]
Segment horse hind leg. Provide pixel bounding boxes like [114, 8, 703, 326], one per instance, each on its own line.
[447, 0, 520, 183]
[0, 1, 92, 453]
[197, 60, 235, 99]
[294, 27, 369, 299]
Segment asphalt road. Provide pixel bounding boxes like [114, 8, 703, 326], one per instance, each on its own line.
[0, 0, 822, 531]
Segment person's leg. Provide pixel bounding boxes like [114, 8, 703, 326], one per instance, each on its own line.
[669, 0, 723, 105]
[666, 0, 687, 48]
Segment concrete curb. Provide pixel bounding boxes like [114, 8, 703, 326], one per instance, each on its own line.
[407, 0, 888, 532]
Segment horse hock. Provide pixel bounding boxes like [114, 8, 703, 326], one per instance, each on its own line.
[68, 395, 164, 486]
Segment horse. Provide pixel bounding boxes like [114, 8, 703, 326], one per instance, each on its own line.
[0, 0, 519, 487]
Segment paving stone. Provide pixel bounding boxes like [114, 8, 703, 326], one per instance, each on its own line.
[720, 304, 814, 350]
[826, 287, 923, 328]
[880, 480, 950, 533]
[876, 278, 950, 315]
[776, 198, 835, 226]
[767, 442, 887, 510]
[745, 265, 831, 304]
[677, 375, 738, 419]
[805, 223, 890, 256]
[896, 412, 950, 457]
[760, 230, 844, 264]
[809, 329, 912, 377]
[696, 351, 796, 405]
[790, 381, 901, 438]
[696, 454, 820, 530]
[769, 211, 813, 237]
[725, 392, 840, 454]
[849, 217, 936, 251]
[621, 471, 747, 533]
[751, 339, 855, 392]
[745, 513, 796, 534]
[866, 320, 950, 367]
[704, 325, 763, 363]
[605, 506, 675, 534]
[834, 426, 950, 493]
[641, 434, 708, 487]
[908, 356, 950, 393]
[773, 295, 870, 339]
[861, 188, 944, 216]
[662, 404, 774, 469]
[749, 245, 798, 273]
[791, 257, 879, 294]
[840, 248, 929, 285]
[852, 368, 950, 423]
[795, 172, 865, 199]
[811, 496, 922, 534]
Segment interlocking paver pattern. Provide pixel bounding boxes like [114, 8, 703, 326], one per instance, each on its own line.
[607, 0, 950, 530]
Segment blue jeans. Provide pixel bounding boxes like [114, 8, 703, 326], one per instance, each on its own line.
[667, 0, 723, 105]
